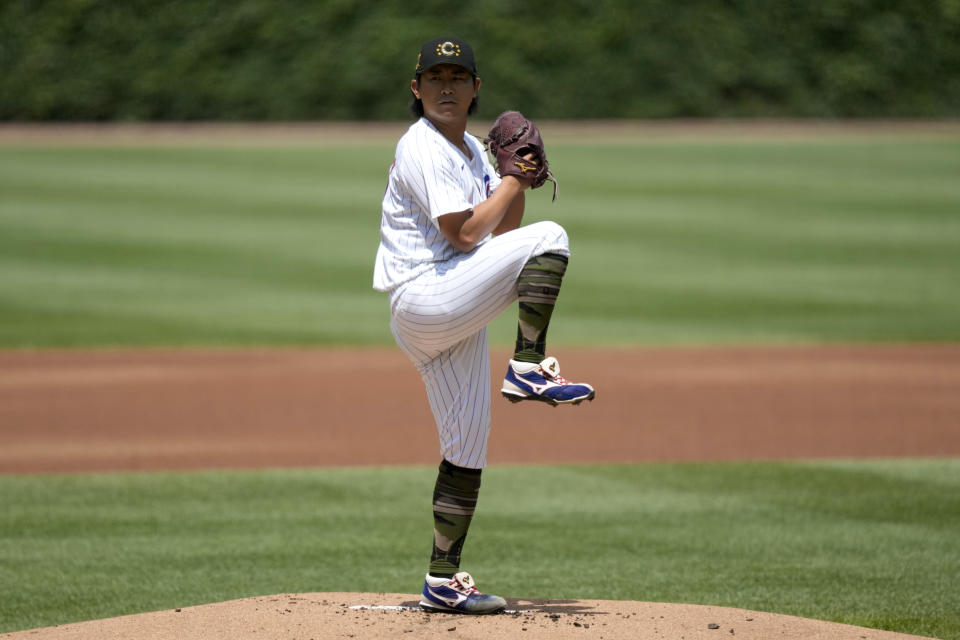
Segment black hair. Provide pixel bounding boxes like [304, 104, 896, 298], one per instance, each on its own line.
[408, 72, 479, 119]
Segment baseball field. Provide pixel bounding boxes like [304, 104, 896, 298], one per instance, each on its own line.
[1, 122, 959, 640]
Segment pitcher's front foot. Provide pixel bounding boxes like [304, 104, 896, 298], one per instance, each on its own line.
[501, 356, 595, 406]
[419, 571, 507, 615]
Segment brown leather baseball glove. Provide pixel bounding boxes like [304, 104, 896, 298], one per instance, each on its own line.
[484, 110, 558, 201]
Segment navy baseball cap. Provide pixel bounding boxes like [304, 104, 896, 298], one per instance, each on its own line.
[415, 37, 477, 76]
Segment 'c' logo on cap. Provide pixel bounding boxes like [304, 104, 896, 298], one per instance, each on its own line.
[437, 41, 461, 57]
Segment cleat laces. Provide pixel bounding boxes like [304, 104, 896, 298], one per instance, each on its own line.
[538, 357, 567, 384]
[448, 571, 482, 597]
[541, 367, 567, 384]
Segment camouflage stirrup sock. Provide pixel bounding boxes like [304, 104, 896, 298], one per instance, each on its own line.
[514, 252, 569, 364]
[429, 460, 482, 577]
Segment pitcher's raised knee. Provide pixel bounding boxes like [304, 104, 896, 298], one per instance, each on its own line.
[529, 220, 569, 256]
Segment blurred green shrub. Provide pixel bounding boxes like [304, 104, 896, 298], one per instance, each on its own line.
[2, 0, 958, 120]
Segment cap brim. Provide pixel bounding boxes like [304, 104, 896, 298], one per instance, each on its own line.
[417, 60, 476, 74]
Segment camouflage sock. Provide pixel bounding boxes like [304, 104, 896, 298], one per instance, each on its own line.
[514, 252, 568, 364]
[429, 459, 482, 576]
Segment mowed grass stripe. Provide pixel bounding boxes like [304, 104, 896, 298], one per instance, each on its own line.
[1, 146, 386, 346]
[0, 460, 957, 638]
[535, 140, 960, 344]
[2, 140, 959, 347]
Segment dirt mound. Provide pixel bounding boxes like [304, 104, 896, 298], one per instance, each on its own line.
[1, 593, 934, 640]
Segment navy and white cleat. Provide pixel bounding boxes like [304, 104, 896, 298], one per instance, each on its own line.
[419, 571, 506, 615]
[501, 356, 595, 406]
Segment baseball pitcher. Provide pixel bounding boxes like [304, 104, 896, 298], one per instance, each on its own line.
[372, 36, 595, 615]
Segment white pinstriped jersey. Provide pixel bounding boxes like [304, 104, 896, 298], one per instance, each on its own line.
[372, 116, 569, 468]
[373, 117, 501, 292]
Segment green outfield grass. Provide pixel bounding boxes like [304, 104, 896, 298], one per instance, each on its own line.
[1, 137, 959, 348]
[0, 460, 957, 638]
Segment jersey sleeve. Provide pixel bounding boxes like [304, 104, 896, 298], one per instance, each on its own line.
[395, 134, 474, 226]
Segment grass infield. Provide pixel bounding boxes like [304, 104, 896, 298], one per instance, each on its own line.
[0, 460, 958, 638]
[1, 137, 959, 347]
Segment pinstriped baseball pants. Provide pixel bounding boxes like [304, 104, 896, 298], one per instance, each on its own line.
[389, 221, 570, 469]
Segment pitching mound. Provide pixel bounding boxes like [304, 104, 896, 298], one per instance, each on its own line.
[3, 593, 933, 640]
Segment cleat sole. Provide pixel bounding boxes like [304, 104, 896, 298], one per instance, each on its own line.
[501, 390, 595, 406]
[419, 601, 504, 615]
